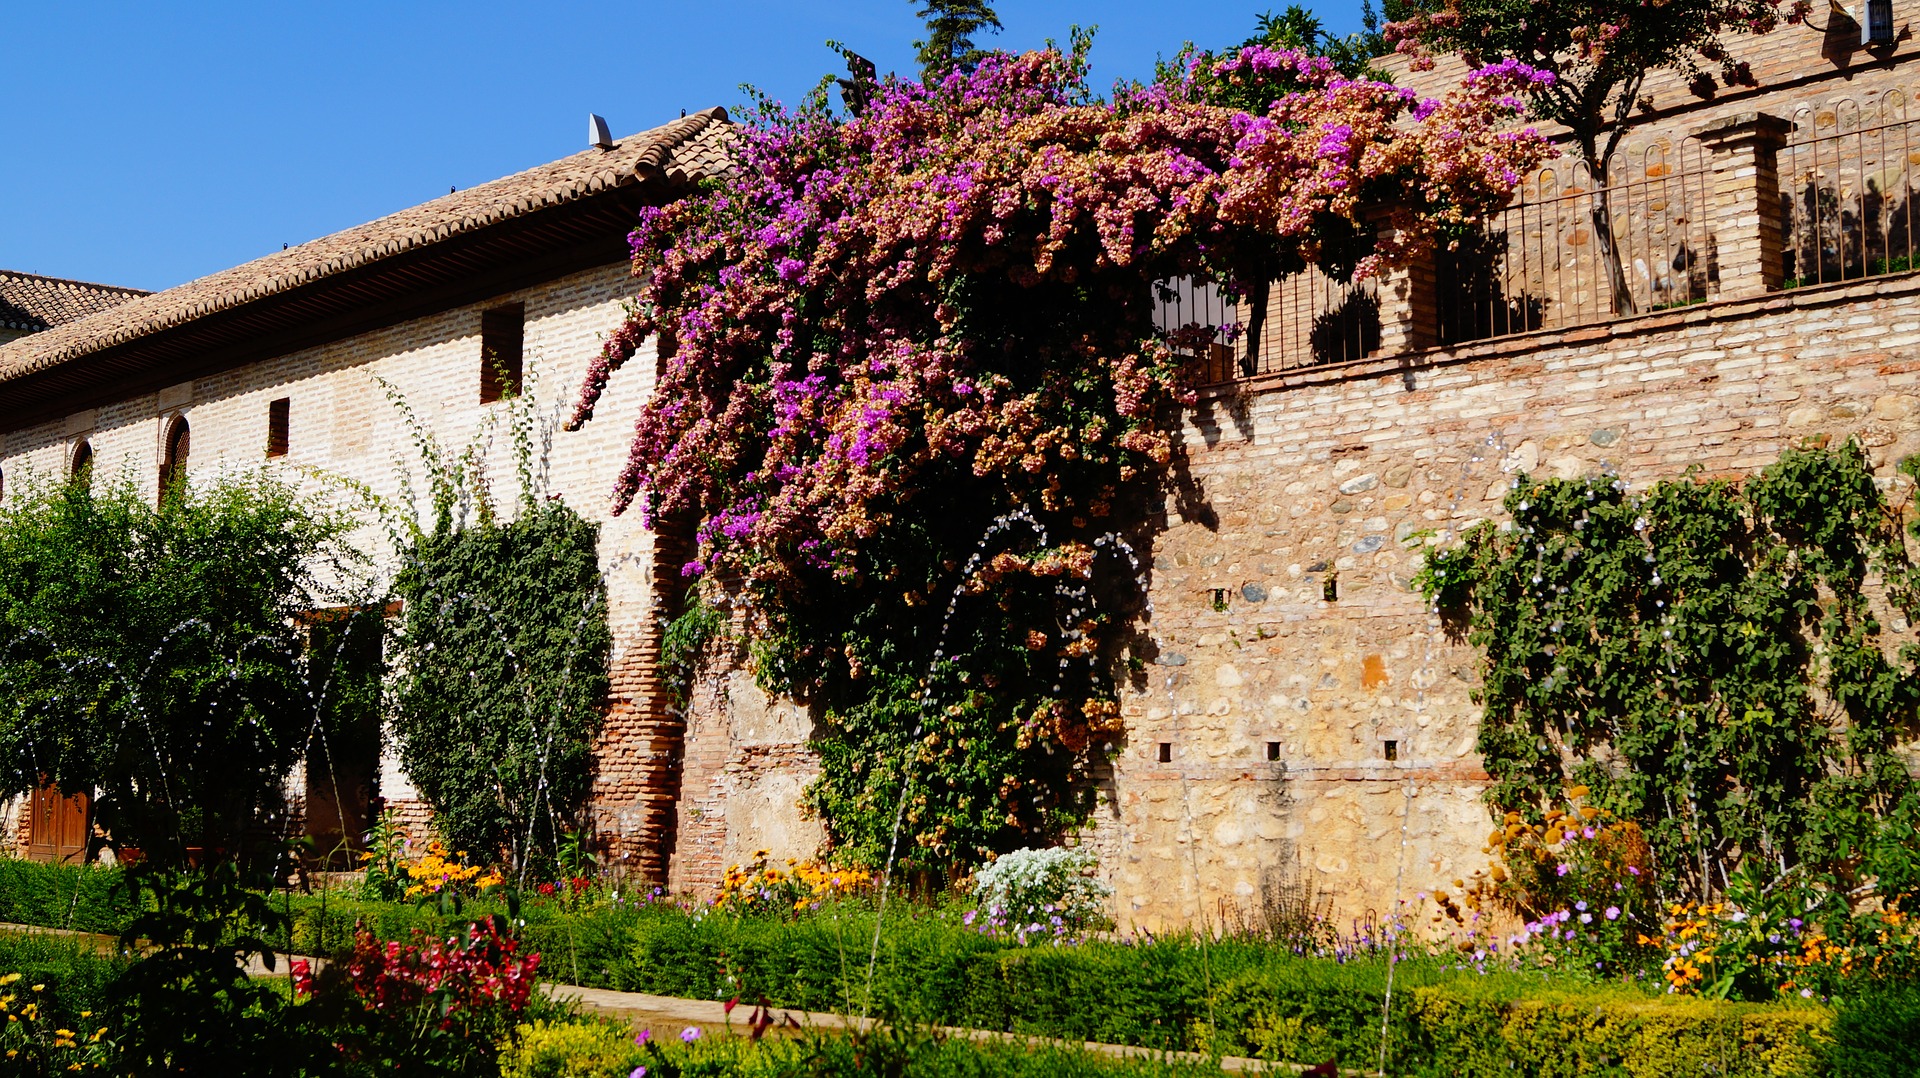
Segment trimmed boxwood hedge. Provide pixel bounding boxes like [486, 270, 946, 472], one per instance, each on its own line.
[0, 860, 133, 935]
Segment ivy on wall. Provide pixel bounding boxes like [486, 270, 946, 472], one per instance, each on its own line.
[388, 502, 611, 874]
[381, 378, 612, 875]
[1417, 441, 1920, 903]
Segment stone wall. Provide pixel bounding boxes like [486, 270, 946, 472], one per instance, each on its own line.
[1093, 271, 1920, 930]
[667, 661, 825, 894]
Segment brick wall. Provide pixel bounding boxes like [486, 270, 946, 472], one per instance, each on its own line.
[666, 625, 825, 895]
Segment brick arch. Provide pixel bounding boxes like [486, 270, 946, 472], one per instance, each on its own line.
[70, 439, 93, 481]
[159, 414, 190, 502]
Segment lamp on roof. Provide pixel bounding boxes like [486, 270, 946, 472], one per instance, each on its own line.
[589, 114, 613, 151]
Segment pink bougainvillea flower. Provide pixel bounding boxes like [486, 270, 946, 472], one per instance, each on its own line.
[568, 37, 1548, 863]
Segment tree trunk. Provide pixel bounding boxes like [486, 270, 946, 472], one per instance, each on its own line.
[1588, 167, 1638, 317]
[1239, 279, 1269, 377]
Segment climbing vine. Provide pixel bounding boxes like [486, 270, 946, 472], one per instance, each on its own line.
[382, 381, 612, 876]
[1417, 441, 1920, 904]
[574, 37, 1552, 872]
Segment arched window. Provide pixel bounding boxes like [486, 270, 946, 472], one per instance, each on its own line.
[159, 416, 190, 503]
[70, 440, 93, 484]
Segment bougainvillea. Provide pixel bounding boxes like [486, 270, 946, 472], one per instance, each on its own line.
[573, 38, 1551, 871]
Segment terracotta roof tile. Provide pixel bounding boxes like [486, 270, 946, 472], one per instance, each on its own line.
[0, 107, 735, 385]
[0, 272, 149, 333]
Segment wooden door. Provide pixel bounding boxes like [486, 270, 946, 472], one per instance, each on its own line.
[26, 784, 90, 864]
[304, 610, 383, 869]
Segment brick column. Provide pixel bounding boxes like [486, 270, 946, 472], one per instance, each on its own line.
[1370, 214, 1439, 356]
[1694, 111, 1794, 299]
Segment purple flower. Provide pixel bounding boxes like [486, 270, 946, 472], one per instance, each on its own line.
[1576, 901, 1588, 912]
[1579, 913, 1592, 924]
[1605, 906, 1620, 921]
[1555, 863, 1570, 877]
[630, 1068, 647, 1078]
[635, 1029, 652, 1046]
[681, 1027, 702, 1043]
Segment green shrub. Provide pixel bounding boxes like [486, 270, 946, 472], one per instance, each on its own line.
[1400, 984, 1829, 1078]
[1823, 985, 1920, 1078]
[499, 1019, 643, 1078]
[723, 1028, 1221, 1077]
[0, 473, 362, 870]
[389, 500, 611, 868]
[0, 931, 127, 1028]
[0, 859, 134, 934]
[509, 1023, 1224, 1078]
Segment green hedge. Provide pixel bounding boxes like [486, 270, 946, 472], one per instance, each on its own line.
[1823, 985, 1920, 1078]
[0, 931, 129, 1030]
[0, 859, 133, 934]
[0, 861, 1893, 1075]
[133, 892, 1876, 1074]
[503, 1019, 1221, 1078]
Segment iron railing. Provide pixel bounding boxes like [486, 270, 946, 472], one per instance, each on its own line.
[1438, 139, 1718, 344]
[1781, 92, 1920, 288]
[1155, 272, 1382, 386]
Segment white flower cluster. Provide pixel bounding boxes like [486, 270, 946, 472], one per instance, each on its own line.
[970, 846, 1112, 934]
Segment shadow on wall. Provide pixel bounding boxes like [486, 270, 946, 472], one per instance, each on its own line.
[1437, 230, 1547, 345]
[1782, 177, 1918, 286]
[1309, 287, 1381, 365]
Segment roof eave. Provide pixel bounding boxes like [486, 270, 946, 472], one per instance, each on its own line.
[0, 178, 677, 433]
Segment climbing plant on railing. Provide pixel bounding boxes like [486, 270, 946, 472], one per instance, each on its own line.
[571, 37, 1553, 872]
[1417, 441, 1920, 905]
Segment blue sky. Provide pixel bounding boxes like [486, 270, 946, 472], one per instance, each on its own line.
[2, 2, 1369, 292]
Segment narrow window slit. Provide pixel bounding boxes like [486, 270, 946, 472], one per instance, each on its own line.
[267, 398, 290, 457]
